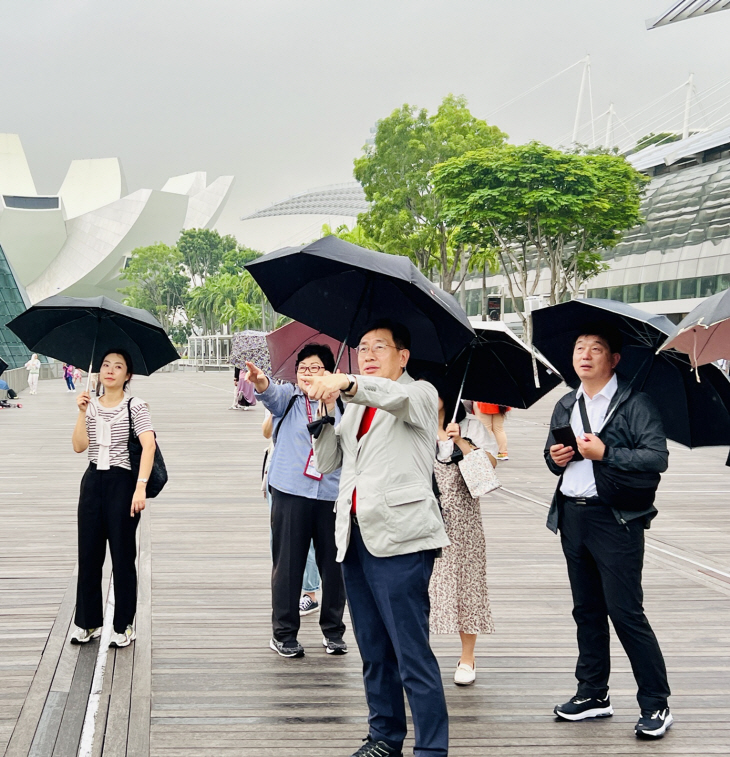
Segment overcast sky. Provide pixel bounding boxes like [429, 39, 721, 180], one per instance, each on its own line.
[2, 0, 729, 251]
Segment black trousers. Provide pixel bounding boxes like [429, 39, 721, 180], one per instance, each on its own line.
[343, 523, 448, 757]
[560, 499, 670, 711]
[75, 464, 140, 634]
[270, 488, 346, 643]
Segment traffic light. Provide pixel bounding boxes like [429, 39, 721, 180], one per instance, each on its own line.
[487, 295, 502, 321]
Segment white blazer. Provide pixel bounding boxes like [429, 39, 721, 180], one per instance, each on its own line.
[314, 370, 450, 561]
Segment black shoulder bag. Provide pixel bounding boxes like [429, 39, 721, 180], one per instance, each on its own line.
[127, 399, 168, 499]
[578, 396, 659, 511]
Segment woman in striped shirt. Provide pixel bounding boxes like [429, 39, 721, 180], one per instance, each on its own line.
[70, 349, 156, 648]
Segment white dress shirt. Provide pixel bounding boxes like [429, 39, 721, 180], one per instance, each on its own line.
[560, 373, 618, 498]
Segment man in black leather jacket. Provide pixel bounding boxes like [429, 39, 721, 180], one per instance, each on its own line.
[544, 324, 673, 739]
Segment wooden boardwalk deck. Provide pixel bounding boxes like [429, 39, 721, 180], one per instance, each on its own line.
[2, 370, 730, 756]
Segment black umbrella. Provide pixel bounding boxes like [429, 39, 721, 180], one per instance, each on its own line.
[0, 357, 7, 378]
[532, 298, 730, 449]
[245, 236, 474, 364]
[7, 295, 179, 380]
[411, 320, 563, 409]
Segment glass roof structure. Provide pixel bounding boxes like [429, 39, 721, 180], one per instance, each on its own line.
[647, 1, 730, 29]
[0, 243, 32, 369]
[606, 156, 730, 262]
[242, 182, 368, 220]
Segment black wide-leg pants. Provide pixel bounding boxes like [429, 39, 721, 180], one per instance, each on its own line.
[75, 464, 140, 634]
[270, 487, 346, 644]
[560, 499, 671, 711]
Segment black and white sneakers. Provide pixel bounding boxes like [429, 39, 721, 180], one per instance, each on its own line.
[635, 708, 673, 738]
[349, 736, 402, 757]
[269, 638, 305, 658]
[555, 696, 673, 739]
[322, 636, 348, 655]
[554, 695, 614, 720]
[299, 595, 319, 616]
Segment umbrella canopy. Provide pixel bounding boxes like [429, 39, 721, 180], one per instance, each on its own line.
[0, 357, 7, 378]
[6, 295, 179, 375]
[266, 321, 359, 384]
[411, 320, 563, 409]
[532, 298, 730, 448]
[246, 236, 474, 364]
[658, 287, 730, 367]
[230, 330, 271, 373]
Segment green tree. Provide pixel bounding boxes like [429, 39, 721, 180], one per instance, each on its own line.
[354, 94, 507, 293]
[177, 228, 238, 285]
[320, 223, 382, 251]
[219, 245, 262, 275]
[433, 141, 647, 341]
[121, 243, 189, 331]
[632, 131, 683, 153]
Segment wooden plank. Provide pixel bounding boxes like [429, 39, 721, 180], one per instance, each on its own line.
[90, 647, 115, 757]
[52, 642, 96, 757]
[103, 646, 133, 757]
[5, 572, 77, 757]
[127, 512, 151, 757]
[26, 692, 66, 757]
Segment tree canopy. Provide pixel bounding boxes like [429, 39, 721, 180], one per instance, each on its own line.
[433, 141, 648, 340]
[121, 229, 267, 343]
[354, 94, 507, 293]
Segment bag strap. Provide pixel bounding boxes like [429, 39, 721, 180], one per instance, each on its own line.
[127, 398, 136, 441]
[273, 394, 299, 444]
[577, 395, 592, 434]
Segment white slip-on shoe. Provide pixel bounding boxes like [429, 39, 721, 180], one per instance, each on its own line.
[109, 625, 136, 648]
[454, 660, 476, 686]
[70, 626, 101, 645]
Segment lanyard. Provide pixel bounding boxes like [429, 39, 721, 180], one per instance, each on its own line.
[305, 396, 314, 423]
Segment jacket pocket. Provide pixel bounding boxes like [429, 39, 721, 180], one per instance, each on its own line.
[384, 484, 429, 507]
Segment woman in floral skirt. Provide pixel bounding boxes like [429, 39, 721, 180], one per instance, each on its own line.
[429, 387, 498, 686]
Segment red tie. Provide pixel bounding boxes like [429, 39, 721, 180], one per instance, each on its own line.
[352, 407, 376, 514]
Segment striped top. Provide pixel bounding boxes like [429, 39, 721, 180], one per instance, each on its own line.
[85, 396, 154, 470]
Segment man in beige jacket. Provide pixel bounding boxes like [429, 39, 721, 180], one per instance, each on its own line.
[308, 319, 449, 757]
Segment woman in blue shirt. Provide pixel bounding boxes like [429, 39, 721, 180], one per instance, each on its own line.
[246, 344, 347, 658]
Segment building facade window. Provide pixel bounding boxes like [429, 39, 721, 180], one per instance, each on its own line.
[588, 272, 729, 307]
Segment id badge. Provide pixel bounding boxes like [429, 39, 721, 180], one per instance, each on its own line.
[304, 448, 323, 480]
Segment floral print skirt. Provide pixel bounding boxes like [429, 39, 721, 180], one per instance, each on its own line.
[429, 461, 495, 635]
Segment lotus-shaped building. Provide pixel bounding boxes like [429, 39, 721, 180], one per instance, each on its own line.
[0, 133, 234, 368]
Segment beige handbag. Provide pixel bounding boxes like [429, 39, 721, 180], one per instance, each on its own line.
[458, 447, 501, 498]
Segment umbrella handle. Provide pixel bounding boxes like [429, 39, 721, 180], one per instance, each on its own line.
[451, 349, 474, 424]
[85, 315, 100, 393]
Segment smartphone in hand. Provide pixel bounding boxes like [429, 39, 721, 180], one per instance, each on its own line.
[551, 425, 584, 462]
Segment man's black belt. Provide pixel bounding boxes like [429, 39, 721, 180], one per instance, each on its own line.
[565, 496, 603, 506]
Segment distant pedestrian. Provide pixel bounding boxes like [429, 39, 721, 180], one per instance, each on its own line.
[63, 363, 76, 392]
[309, 319, 450, 757]
[70, 349, 156, 649]
[246, 343, 347, 659]
[429, 386, 497, 687]
[24, 354, 41, 394]
[73, 366, 82, 387]
[545, 323, 672, 739]
[474, 402, 509, 460]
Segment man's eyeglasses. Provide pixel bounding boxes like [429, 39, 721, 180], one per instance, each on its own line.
[297, 364, 325, 375]
[355, 342, 397, 357]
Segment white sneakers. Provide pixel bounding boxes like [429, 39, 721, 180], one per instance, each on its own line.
[109, 625, 136, 648]
[454, 660, 476, 686]
[70, 626, 101, 644]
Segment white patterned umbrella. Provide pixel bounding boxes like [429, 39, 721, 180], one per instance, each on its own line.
[229, 330, 271, 374]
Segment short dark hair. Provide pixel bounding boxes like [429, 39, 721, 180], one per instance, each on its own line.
[357, 319, 411, 351]
[295, 343, 335, 373]
[101, 348, 134, 390]
[575, 322, 622, 354]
